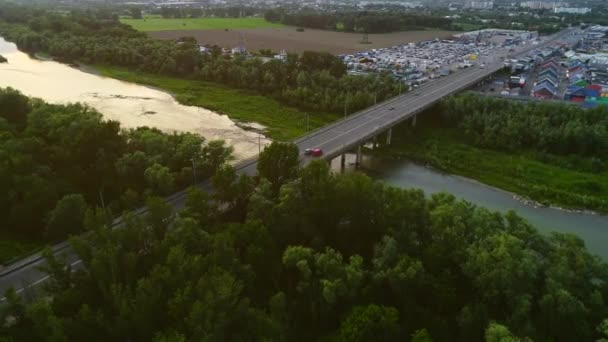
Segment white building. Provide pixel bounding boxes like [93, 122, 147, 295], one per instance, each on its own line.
[553, 7, 592, 14]
[520, 1, 565, 10]
[467, 1, 494, 9]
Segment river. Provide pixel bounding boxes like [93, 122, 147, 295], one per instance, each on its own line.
[0, 37, 268, 161]
[332, 154, 608, 260]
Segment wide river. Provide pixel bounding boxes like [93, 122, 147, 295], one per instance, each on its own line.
[0, 37, 268, 161]
[332, 154, 608, 260]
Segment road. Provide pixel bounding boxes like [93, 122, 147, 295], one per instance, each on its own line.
[0, 29, 573, 300]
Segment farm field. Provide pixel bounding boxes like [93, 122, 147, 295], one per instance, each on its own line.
[150, 27, 459, 54]
[120, 17, 284, 32]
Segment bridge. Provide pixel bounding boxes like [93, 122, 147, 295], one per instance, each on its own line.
[0, 29, 573, 299]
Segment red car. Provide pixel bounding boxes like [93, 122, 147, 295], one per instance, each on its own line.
[304, 148, 323, 157]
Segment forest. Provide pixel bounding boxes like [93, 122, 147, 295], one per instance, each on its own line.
[2, 142, 608, 341]
[263, 9, 458, 33]
[441, 94, 608, 165]
[0, 87, 231, 257]
[155, 6, 261, 19]
[0, 4, 400, 115]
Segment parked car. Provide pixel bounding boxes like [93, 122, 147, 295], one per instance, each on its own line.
[388, 106, 395, 110]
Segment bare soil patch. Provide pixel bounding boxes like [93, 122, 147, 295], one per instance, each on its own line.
[150, 27, 459, 54]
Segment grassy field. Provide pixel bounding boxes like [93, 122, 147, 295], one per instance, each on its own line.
[121, 17, 284, 32]
[96, 66, 339, 141]
[380, 127, 608, 213]
[455, 22, 483, 31]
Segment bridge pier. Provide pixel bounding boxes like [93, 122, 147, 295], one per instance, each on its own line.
[412, 114, 417, 127]
[386, 128, 392, 145]
[340, 154, 346, 171]
[355, 145, 362, 168]
[373, 136, 378, 149]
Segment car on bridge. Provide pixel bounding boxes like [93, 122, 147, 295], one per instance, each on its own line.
[304, 148, 323, 157]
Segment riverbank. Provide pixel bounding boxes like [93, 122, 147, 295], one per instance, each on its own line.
[377, 127, 608, 214]
[94, 65, 340, 141]
[0, 54, 6, 63]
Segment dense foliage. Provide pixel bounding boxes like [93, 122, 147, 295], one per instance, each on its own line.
[0, 53, 6, 62]
[442, 94, 608, 167]
[264, 9, 457, 33]
[155, 6, 261, 19]
[2, 142, 608, 341]
[0, 4, 400, 114]
[0, 87, 230, 243]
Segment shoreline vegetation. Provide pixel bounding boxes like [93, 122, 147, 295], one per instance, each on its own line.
[378, 94, 608, 214]
[94, 65, 340, 141]
[0, 54, 6, 63]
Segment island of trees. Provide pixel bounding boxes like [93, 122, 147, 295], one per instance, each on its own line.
[2, 140, 608, 341]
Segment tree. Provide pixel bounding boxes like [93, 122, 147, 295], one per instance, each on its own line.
[0, 87, 30, 128]
[257, 142, 300, 196]
[130, 7, 142, 19]
[144, 163, 175, 195]
[45, 194, 87, 238]
[484, 322, 522, 342]
[411, 329, 433, 342]
[335, 304, 401, 342]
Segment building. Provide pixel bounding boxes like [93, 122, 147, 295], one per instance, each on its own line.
[467, 1, 494, 9]
[520, 1, 565, 10]
[554, 7, 592, 14]
[532, 81, 557, 99]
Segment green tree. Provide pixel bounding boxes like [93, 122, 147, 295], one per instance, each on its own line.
[335, 304, 401, 342]
[45, 194, 87, 238]
[484, 322, 522, 342]
[144, 163, 175, 195]
[257, 142, 300, 196]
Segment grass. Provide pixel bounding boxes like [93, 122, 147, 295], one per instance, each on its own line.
[379, 127, 608, 213]
[455, 22, 483, 31]
[95, 65, 340, 141]
[120, 17, 284, 32]
[0, 235, 44, 265]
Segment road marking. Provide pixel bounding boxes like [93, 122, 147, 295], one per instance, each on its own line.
[0, 259, 83, 302]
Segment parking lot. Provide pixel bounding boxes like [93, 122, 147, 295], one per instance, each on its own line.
[341, 29, 539, 88]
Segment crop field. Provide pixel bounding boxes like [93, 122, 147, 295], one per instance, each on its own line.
[120, 17, 284, 32]
[150, 27, 459, 54]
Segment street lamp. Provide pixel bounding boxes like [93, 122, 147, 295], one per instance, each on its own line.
[190, 158, 197, 185]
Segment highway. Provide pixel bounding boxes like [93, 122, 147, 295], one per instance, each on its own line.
[0, 29, 573, 300]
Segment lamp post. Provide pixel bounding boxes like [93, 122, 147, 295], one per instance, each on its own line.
[190, 158, 197, 185]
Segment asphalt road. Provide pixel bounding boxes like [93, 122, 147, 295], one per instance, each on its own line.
[0, 29, 572, 300]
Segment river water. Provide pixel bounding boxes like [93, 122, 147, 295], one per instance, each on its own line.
[0, 37, 268, 161]
[332, 154, 608, 260]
